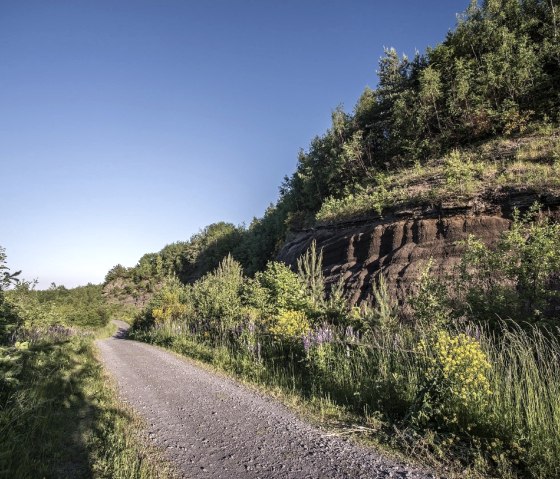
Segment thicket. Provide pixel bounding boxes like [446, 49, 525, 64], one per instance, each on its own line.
[131, 208, 560, 478]
[106, 0, 560, 291]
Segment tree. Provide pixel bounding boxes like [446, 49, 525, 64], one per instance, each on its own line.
[0, 247, 21, 343]
[0, 247, 20, 291]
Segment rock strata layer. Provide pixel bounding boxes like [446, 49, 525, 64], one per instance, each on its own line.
[278, 189, 560, 305]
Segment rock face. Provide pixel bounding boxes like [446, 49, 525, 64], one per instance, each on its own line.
[277, 189, 560, 306]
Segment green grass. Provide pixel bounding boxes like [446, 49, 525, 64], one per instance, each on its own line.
[482, 324, 560, 479]
[316, 130, 560, 224]
[0, 326, 171, 479]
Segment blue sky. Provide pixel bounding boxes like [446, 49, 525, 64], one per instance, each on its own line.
[1, 0, 468, 287]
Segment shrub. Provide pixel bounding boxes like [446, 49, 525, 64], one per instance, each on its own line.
[408, 259, 452, 330]
[191, 254, 244, 335]
[268, 310, 311, 339]
[362, 273, 399, 333]
[416, 330, 491, 430]
[459, 203, 560, 324]
[252, 261, 308, 315]
[152, 288, 190, 324]
[443, 149, 484, 195]
[297, 240, 325, 309]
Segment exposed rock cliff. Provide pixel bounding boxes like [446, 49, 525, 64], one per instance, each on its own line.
[278, 188, 560, 306]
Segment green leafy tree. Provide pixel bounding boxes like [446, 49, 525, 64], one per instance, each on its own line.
[252, 261, 308, 315]
[192, 254, 244, 336]
[0, 247, 21, 343]
[0, 247, 20, 290]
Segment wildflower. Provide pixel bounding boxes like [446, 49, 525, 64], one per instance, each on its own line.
[417, 330, 492, 425]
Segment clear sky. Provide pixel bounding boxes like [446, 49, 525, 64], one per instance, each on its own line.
[1, 0, 468, 288]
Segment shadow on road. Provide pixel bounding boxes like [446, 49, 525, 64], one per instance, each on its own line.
[111, 320, 130, 340]
[114, 327, 128, 339]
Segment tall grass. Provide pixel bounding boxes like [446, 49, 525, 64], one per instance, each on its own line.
[0, 327, 170, 479]
[134, 318, 560, 478]
[482, 323, 560, 478]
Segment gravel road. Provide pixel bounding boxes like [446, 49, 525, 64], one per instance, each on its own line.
[97, 321, 435, 479]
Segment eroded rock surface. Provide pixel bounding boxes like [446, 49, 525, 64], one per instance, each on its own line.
[278, 190, 560, 305]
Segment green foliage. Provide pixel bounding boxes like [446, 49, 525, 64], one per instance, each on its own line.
[459, 203, 560, 323]
[0, 248, 166, 478]
[192, 254, 245, 335]
[484, 322, 560, 478]
[0, 247, 21, 344]
[284, 0, 560, 224]
[252, 261, 308, 315]
[104, 263, 130, 283]
[409, 260, 452, 330]
[0, 333, 167, 478]
[362, 273, 399, 333]
[268, 310, 311, 339]
[131, 231, 560, 478]
[111, 5, 560, 475]
[443, 149, 484, 195]
[315, 132, 560, 223]
[105, 2, 560, 300]
[0, 247, 20, 291]
[7, 282, 111, 330]
[151, 277, 191, 324]
[296, 240, 325, 308]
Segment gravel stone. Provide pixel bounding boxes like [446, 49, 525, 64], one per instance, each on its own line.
[97, 321, 436, 479]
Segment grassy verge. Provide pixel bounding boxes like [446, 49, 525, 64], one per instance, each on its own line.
[0, 325, 172, 479]
[131, 320, 560, 479]
[130, 326, 457, 476]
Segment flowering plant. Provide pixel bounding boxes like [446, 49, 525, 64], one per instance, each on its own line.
[416, 330, 491, 428]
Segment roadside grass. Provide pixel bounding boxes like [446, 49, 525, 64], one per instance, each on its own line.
[0, 325, 171, 479]
[316, 130, 560, 224]
[132, 325, 458, 475]
[132, 319, 560, 479]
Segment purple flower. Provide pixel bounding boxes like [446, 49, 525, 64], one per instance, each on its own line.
[248, 322, 256, 335]
[302, 323, 335, 351]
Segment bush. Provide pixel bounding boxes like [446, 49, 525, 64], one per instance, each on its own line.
[459, 203, 560, 324]
[443, 149, 484, 195]
[151, 280, 191, 324]
[191, 254, 244, 335]
[252, 261, 309, 315]
[416, 330, 491, 430]
[268, 310, 311, 339]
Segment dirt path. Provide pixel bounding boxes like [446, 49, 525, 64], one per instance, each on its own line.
[97, 321, 435, 479]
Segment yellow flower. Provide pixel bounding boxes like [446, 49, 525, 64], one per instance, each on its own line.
[268, 310, 310, 338]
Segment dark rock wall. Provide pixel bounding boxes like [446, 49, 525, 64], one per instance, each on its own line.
[278, 191, 560, 306]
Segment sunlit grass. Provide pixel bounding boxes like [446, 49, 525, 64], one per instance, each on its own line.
[133, 318, 560, 479]
[0, 329, 170, 479]
[316, 131, 560, 224]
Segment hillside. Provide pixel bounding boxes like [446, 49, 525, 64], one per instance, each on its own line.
[279, 132, 560, 305]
